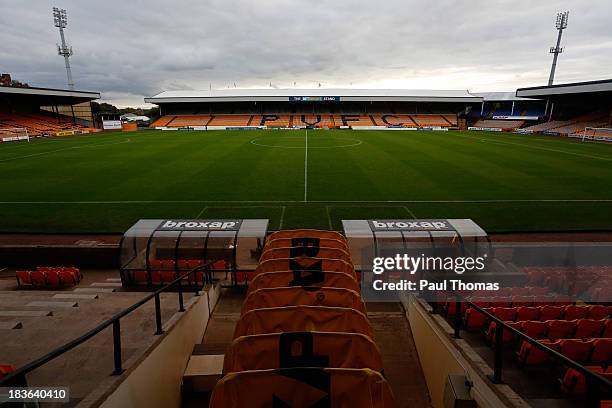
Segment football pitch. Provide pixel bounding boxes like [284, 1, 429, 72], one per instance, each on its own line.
[1, 129, 612, 233]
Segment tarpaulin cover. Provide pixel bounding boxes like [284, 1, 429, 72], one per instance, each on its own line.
[256, 258, 356, 278]
[247, 271, 360, 295]
[267, 229, 347, 241]
[264, 237, 350, 251]
[260, 247, 353, 263]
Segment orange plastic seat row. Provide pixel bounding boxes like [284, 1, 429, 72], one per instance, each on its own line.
[233, 305, 374, 339]
[263, 237, 350, 251]
[518, 338, 612, 366]
[266, 229, 347, 242]
[255, 258, 356, 278]
[242, 286, 366, 315]
[247, 271, 360, 295]
[209, 367, 396, 408]
[224, 331, 382, 373]
[260, 246, 352, 263]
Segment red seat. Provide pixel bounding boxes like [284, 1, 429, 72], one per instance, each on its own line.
[150, 271, 163, 284]
[64, 267, 82, 281]
[30, 271, 46, 286]
[575, 319, 605, 339]
[59, 270, 77, 285]
[516, 307, 540, 321]
[160, 271, 178, 283]
[564, 305, 589, 320]
[149, 259, 163, 270]
[547, 320, 577, 340]
[464, 307, 490, 329]
[0, 364, 16, 379]
[558, 339, 593, 363]
[518, 340, 557, 366]
[178, 260, 190, 270]
[131, 271, 148, 283]
[162, 259, 175, 270]
[493, 307, 517, 322]
[540, 305, 564, 321]
[590, 338, 612, 365]
[487, 321, 521, 344]
[521, 321, 548, 339]
[589, 305, 611, 320]
[44, 270, 60, 286]
[561, 366, 603, 395]
[16, 271, 32, 286]
[604, 320, 612, 338]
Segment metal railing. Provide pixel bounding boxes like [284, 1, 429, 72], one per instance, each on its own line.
[0, 262, 215, 388]
[451, 299, 612, 407]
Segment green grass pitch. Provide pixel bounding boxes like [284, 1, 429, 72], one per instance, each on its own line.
[1, 129, 612, 233]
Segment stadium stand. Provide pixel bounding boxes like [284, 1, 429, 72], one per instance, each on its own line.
[150, 113, 458, 129]
[472, 119, 524, 130]
[0, 112, 91, 136]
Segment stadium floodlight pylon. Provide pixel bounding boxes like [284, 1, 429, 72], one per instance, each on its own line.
[0, 128, 29, 143]
[581, 127, 612, 142]
[53, 7, 75, 90]
[548, 11, 569, 86]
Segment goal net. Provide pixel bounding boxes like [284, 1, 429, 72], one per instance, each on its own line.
[580, 127, 612, 143]
[0, 128, 29, 143]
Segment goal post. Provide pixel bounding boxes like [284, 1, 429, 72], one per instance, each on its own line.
[0, 127, 29, 143]
[581, 127, 612, 142]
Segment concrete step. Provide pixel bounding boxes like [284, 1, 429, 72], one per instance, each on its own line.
[0, 310, 53, 317]
[0, 321, 22, 330]
[26, 301, 78, 308]
[73, 288, 115, 293]
[53, 293, 99, 300]
[183, 354, 224, 393]
[106, 278, 122, 282]
[90, 282, 122, 288]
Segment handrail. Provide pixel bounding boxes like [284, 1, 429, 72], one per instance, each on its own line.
[0, 261, 215, 387]
[462, 300, 612, 405]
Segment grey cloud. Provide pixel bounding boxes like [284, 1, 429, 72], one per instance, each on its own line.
[0, 0, 611, 106]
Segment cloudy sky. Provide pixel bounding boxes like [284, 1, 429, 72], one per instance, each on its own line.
[1, 0, 610, 107]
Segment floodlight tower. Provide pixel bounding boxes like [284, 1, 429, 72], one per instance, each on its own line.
[53, 7, 75, 90]
[548, 11, 569, 86]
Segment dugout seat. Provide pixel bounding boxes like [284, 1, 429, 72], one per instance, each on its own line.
[260, 247, 352, 263]
[223, 331, 383, 373]
[255, 258, 356, 278]
[247, 271, 360, 294]
[267, 229, 347, 241]
[209, 367, 396, 408]
[233, 305, 374, 339]
[242, 286, 366, 315]
[264, 237, 350, 251]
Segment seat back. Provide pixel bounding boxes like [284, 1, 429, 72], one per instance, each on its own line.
[30, 271, 46, 285]
[261, 247, 352, 263]
[540, 305, 564, 321]
[233, 306, 373, 339]
[590, 338, 612, 365]
[588, 305, 611, 320]
[224, 332, 383, 373]
[267, 230, 347, 241]
[521, 321, 548, 339]
[45, 271, 60, 286]
[558, 339, 593, 363]
[492, 307, 516, 322]
[209, 367, 395, 408]
[564, 306, 590, 320]
[255, 258, 356, 277]
[575, 319, 605, 339]
[248, 271, 360, 295]
[242, 287, 365, 315]
[16, 271, 32, 285]
[516, 307, 540, 322]
[547, 320, 577, 341]
[264, 237, 349, 251]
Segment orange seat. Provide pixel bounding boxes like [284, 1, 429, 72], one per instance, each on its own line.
[209, 367, 396, 408]
[224, 332, 383, 373]
[464, 307, 491, 329]
[242, 286, 365, 315]
[518, 340, 558, 366]
[233, 306, 373, 339]
[267, 230, 346, 242]
[260, 247, 352, 263]
[264, 237, 349, 251]
[0, 364, 16, 379]
[248, 271, 359, 295]
[255, 258, 355, 277]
